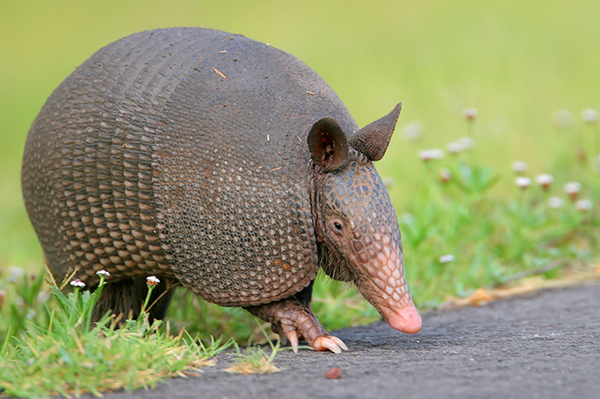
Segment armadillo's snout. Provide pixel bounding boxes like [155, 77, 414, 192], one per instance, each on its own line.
[357, 245, 422, 334]
[385, 299, 422, 334]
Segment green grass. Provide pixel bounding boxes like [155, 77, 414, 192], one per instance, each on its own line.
[0, 271, 230, 398]
[1, 1, 600, 396]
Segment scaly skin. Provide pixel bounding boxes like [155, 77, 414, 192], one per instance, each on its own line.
[310, 144, 422, 340]
[247, 298, 348, 353]
[252, 107, 423, 352]
[22, 28, 420, 354]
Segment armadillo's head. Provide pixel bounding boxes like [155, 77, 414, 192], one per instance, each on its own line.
[308, 103, 422, 334]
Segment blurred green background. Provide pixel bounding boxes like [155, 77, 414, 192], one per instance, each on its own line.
[1, 0, 599, 270]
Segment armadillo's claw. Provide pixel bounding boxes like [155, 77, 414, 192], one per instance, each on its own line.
[330, 336, 348, 351]
[245, 297, 349, 354]
[285, 330, 299, 353]
[313, 336, 344, 354]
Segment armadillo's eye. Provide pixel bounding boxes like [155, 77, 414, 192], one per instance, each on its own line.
[332, 221, 343, 235]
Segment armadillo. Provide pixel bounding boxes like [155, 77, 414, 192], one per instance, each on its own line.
[21, 27, 421, 353]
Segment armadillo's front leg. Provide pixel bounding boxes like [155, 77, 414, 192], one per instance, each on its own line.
[245, 283, 348, 353]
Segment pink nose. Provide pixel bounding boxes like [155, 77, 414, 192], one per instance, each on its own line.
[386, 302, 422, 334]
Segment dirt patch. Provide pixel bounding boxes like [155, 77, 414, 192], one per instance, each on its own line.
[439, 263, 600, 309]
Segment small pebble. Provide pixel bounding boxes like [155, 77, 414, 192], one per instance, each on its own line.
[325, 367, 341, 379]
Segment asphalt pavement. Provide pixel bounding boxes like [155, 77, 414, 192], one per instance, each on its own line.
[95, 280, 600, 399]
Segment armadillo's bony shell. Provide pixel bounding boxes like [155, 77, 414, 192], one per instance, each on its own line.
[22, 28, 359, 307]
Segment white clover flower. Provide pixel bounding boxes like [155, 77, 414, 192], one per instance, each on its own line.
[439, 167, 452, 183]
[70, 279, 86, 288]
[419, 150, 433, 162]
[146, 275, 160, 286]
[547, 197, 564, 209]
[463, 108, 478, 120]
[419, 149, 443, 161]
[383, 177, 394, 188]
[26, 309, 37, 320]
[458, 137, 474, 149]
[37, 291, 51, 304]
[403, 121, 424, 141]
[7, 266, 25, 283]
[400, 214, 416, 225]
[429, 149, 444, 160]
[515, 177, 532, 189]
[535, 174, 553, 189]
[96, 270, 110, 277]
[564, 182, 582, 200]
[8, 266, 25, 277]
[575, 199, 593, 212]
[582, 109, 599, 124]
[564, 182, 582, 193]
[511, 161, 528, 174]
[439, 254, 455, 263]
[553, 109, 573, 129]
[447, 142, 463, 154]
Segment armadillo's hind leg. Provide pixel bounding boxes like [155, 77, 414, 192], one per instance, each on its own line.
[93, 277, 176, 324]
[245, 282, 348, 353]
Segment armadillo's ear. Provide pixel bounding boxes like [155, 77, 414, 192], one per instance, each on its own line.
[307, 117, 350, 172]
[349, 103, 402, 161]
